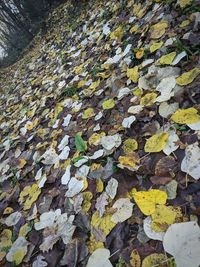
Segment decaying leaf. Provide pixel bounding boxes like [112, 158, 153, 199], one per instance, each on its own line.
[86, 248, 113, 267]
[111, 198, 134, 223]
[163, 221, 200, 267]
[181, 143, 200, 180]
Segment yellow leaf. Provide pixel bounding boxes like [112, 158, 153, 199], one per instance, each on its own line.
[150, 41, 163, 53]
[78, 80, 86, 88]
[127, 66, 139, 83]
[96, 178, 104, 193]
[91, 211, 116, 236]
[82, 177, 88, 191]
[102, 99, 115, 110]
[82, 192, 93, 213]
[89, 132, 106, 146]
[159, 52, 176, 65]
[3, 207, 14, 215]
[171, 108, 200, 124]
[144, 133, 169, 153]
[123, 138, 138, 154]
[180, 19, 190, 28]
[118, 154, 140, 170]
[13, 249, 25, 265]
[133, 189, 167, 215]
[87, 235, 104, 253]
[19, 223, 31, 237]
[142, 253, 168, 267]
[89, 79, 100, 90]
[130, 249, 141, 267]
[151, 205, 176, 232]
[97, 71, 110, 79]
[0, 229, 12, 249]
[150, 21, 168, 39]
[176, 67, 200, 86]
[140, 92, 157, 106]
[179, 0, 192, 8]
[130, 24, 139, 33]
[110, 26, 123, 40]
[19, 184, 41, 210]
[82, 108, 95, 119]
[53, 103, 63, 121]
[18, 159, 26, 169]
[136, 48, 144, 59]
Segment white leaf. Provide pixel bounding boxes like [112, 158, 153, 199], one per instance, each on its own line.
[75, 164, 90, 177]
[32, 255, 48, 267]
[163, 131, 179, 155]
[103, 24, 111, 35]
[111, 198, 133, 223]
[95, 111, 103, 121]
[41, 148, 59, 165]
[181, 143, 200, 180]
[128, 105, 143, 114]
[34, 209, 61, 230]
[188, 121, 200, 130]
[56, 214, 76, 244]
[65, 177, 84, 197]
[117, 87, 131, 100]
[6, 237, 29, 263]
[156, 77, 176, 102]
[100, 134, 122, 151]
[159, 102, 179, 118]
[172, 51, 187, 65]
[61, 165, 71, 185]
[122, 116, 136, 128]
[58, 135, 70, 151]
[5, 211, 22, 226]
[38, 174, 47, 188]
[62, 114, 72, 127]
[74, 156, 89, 167]
[106, 178, 118, 199]
[86, 248, 113, 267]
[59, 146, 70, 160]
[163, 221, 200, 267]
[35, 168, 43, 181]
[143, 216, 165, 241]
[89, 149, 104, 159]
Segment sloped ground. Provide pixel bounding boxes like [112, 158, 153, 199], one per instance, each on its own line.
[0, 0, 200, 266]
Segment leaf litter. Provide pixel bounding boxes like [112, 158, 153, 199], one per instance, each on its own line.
[0, 0, 200, 266]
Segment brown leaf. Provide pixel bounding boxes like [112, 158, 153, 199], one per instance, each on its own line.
[155, 156, 178, 177]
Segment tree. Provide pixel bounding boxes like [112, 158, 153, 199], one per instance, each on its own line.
[0, 0, 62, 67]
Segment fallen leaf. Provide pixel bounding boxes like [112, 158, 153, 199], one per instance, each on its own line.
[158, 52, 176, 65]
[171, 108, 200, 124]
[127, 66, 139, 83]
[133, 189, 167, 215]
[150, 41, 163, 53]
[176, 67, 200, 86]
[142, 253, 169, 267]
[163, 221, 200, 267]
[105, 178, 118, 199]
[75, 134, 87, 152]
[130, 249, 141, 267]
[181, 142, 200, 180]
[111, 198, 134, 223]
[86, 248, 113, 267]
[6, 237, 29, 265]
[102, 98, 115, 110]
[144, 133, 169, 153]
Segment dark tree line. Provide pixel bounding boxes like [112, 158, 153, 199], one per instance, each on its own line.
[0, 0, 62, 67]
